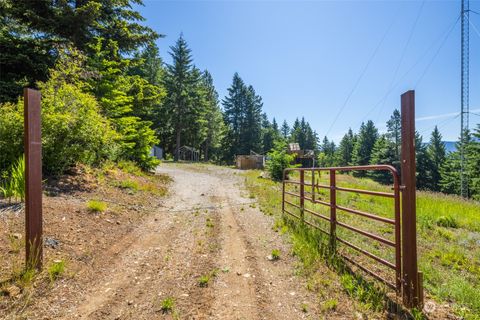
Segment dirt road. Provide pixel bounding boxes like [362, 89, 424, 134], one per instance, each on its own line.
[61, 163, 327, 319]
[8, 163, 366, 319]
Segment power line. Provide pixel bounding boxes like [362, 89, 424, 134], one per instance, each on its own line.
[323, 20, 394, 138]
[375, 0, 425, 123]
[352, 14, 461, 130]
[414, 14, 459, 88]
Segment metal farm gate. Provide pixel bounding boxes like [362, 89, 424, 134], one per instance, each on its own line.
[281, 91, 423, 308]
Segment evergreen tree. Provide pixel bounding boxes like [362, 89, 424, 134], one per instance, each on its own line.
[281, 120, 290, 139]
[369, 135, 397, 184]
[427, 126, 446, 191]
[317, 136, 336, 167]
[469, 125, 480, 199]
[201, 70, 224, 161]
[386, 109, 401, 170]
[222, 73, 246, 160]
[163, 35, 200, 161]
[242, 85, 263, 153]
[336, 129, 355, 166]
[415, 132, 434, 190]
[440, 130, 474, 196]
[351, 120, 378, 175]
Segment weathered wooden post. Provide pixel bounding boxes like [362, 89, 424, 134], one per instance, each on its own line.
[400, 90, 422, 308]
[24, 88, 42, 270]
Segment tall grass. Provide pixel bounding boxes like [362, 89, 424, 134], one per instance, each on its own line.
[244, 170, 480, 320]
[0, 154, 25, 202]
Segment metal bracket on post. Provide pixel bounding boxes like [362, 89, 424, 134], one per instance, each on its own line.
[24, 88, 43, 270]
[400, 90, 422, 308]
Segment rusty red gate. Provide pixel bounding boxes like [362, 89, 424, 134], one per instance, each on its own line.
[281, 91, 423, 308]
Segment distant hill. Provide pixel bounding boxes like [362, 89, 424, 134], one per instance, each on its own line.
[443, 141, 456, 153]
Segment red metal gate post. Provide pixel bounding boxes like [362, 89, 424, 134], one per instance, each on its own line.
[299, 170, 305, 223]
[329, 169, 337, 251]
[24, 88, 43, 270]
[400, 90, 421, 308]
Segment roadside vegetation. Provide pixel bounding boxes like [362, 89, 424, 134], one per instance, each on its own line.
[0, 161, 171, 315]
[244, 169, 480, 319]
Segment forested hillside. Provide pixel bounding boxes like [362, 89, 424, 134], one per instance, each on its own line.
[1, 0, 479, 200]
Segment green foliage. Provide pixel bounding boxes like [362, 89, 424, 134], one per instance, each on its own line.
[87, 200, 107, 213]
[369, 135, 397, 184]
[0, 154, 25, 201]
[436, 216, 459, 228]
[160, 297, 175, 313]
[270, 249, 281, 260]
[266, 141, 296, 181]
[351, 120, 378, 175]
[290, 117, 319, 151]
[336, 129, 355, 167]
[428, 126, 446, 191]
[48, 260, 65, 282]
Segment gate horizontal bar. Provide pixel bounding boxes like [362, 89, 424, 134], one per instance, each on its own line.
[304, 207, 330, 222]
[340, 253, 396, 290]
[304, 219, 330, 236]
[336, 236, 396, 269]
[284, 209, 301, 220]
[336, 221, 396, 247]
[336, 205, 395, 225]
[313, 199, 331, 207]
[284, 200, 301, 210]
[335, 186, 395, 198]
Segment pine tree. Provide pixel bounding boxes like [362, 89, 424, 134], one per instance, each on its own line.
[336, 128, 355, 166]
[318, 136, 336, 167]
[386, 109, 401, 170]
[281, 120, 290, 139]
[164, 35, 201, 161]
[415, 132, 434, 190]
[351, 120, 378, 175]
[427, 126, 446, 191]
[222, 73, 246, 159]
[201, 70, 224, 161]
[242, 85, 263, 153]
[469, 125, 480, 199]
[440, 130, 474, 196]
[369, 135, 397, 184]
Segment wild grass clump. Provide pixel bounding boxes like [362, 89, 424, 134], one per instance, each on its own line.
[48, 260, 65, 282]
[270, 249, 281, 260]
[435, 216, 458, 228]
[0, 154, 25, 201]
[160, 297, 175, 313]
[115, 179, 139, 191]
[86, 200, 107, 213]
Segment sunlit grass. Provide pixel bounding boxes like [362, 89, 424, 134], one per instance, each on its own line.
[244, 169, 480, 319]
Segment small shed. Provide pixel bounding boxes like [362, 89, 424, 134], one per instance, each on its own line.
[178, 146, 200, 162]
[150, 146, 163, 160]
[235, 155, 265, 170]
[288, 143, 304, 157]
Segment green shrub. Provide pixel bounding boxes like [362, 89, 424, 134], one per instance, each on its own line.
[266, 141, 296, 181]
[0, 154, 25, 201]
[87, 200, 107, 213]
[0, 102, 23, 174]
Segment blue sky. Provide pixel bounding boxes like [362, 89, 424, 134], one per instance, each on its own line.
[136, 0, 480, 143]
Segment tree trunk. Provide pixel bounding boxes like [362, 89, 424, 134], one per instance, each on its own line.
[174, 125, 181, 162]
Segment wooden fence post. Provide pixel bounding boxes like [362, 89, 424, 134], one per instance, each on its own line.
[24, 88, 43, 270]
[299, 170, 305, 223]
[401, 90, 422, 308]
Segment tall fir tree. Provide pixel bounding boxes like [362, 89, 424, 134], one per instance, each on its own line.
[386, 109, 401, 170]
[369, 135, 397, 184]
[281, 120, 290, 139]
[351, 120, 378, 175]
[427, 126, 446, 191]
[164, 35, 201, 161]
[415, 132, 434, 190]
[336, 128, 355, 166]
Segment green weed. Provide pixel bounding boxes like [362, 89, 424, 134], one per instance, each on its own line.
[160, 297, 175, 313]
[86, 200, 107, 213]
[436, 216, 459, 228]
[0, 154, 25, 201]
[48, 260, 65, 281]
[271, 249, 280, 260]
